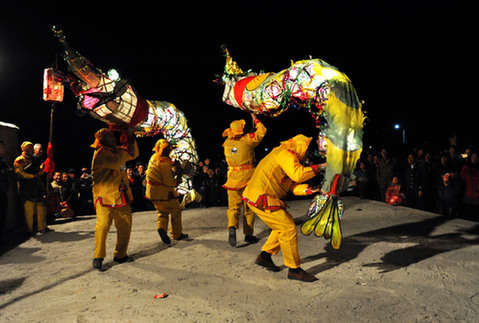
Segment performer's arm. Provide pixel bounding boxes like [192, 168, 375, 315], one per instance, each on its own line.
[278, 151, 317, 184]
[247, 113, 267, 145]
[120, 129, 139, 163]
[126, 128, 139, 159]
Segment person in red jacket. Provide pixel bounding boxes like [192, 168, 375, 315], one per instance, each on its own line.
[385, 176, 405, 206]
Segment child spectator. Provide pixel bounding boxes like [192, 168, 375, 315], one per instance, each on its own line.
[385, 176, 405, 206]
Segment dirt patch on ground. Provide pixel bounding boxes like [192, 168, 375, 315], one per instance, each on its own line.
[1, 197, 478, 322]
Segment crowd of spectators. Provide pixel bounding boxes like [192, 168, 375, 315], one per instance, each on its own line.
[3, 140, 478, 235]
[43, 156, 230, 223]
[350, 145, 479, 218]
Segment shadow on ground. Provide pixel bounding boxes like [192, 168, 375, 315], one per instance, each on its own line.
[302, 215, 479, 275]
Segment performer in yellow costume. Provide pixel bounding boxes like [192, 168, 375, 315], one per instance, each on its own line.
[222, 113, 266, 247]
[242, 134, 321, 282]
[145, 139, 189, 245]
[14, 141, 49, 235]
[90, 128, 138, 271]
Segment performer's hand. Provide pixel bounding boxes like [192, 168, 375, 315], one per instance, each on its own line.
[311, 163, 326, 174]
[309, 186, 321, 194]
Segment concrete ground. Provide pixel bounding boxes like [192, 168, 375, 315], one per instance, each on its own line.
[1, 197, 478, 322]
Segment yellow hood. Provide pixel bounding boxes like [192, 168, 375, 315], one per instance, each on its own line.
[153, 139, 170, 156]
[90, 128, 110, 149]
[279, 134, 312, 160]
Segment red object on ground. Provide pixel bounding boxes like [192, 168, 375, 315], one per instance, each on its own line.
[153, 293, 168, 299]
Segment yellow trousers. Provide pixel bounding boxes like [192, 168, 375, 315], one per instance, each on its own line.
[93, 204, 132, 259]
[153, 199, 183, 240]
[226, 189, 254, 236]
[23, 200, 47, 233]
[247, 204, 300, 269]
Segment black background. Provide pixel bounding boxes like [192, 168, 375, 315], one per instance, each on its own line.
[0, 1, 473, 170]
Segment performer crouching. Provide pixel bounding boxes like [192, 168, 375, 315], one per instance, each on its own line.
[91, 128, 138, 271]
[145, 139, 189, 245]
[242, 135, 321, 282]
[222, 113, 266, 247]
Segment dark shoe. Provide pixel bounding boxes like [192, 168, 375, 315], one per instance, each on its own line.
[158, 229, 171, 245]
[255, 251, 280, 272]
[92, 258, 103, 271]
[288, 268, 318, 282]
[113, 256, 134, 263]
[245, 235, 260, 244]
[228, 227, 237, 247]
[175, 233, 190, 241]
[41, 227, 53, 233]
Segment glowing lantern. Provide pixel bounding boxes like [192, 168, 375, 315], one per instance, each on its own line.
[43, 68, 64, 102]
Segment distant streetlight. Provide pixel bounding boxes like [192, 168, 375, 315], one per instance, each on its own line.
[393, 123, 406, 144]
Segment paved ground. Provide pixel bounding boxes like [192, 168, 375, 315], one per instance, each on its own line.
[1, 197, 478, 322]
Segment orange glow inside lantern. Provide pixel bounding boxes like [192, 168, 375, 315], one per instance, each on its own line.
[43, 68, 64, 102]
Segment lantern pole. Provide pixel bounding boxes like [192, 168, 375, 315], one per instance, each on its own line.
[49, 103, 55, 144]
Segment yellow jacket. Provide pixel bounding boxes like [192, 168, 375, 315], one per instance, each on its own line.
[13, 153, 45, 202]
[145, 155, 178, 201]
[223, 120, 266, 190]
[91, 142, 139, 207]
[242, 135, 317, 210]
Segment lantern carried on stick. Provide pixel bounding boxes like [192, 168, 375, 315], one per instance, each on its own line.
[42, 67, 64, 181]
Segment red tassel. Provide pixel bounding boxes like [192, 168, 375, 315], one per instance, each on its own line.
[43, 142, 55, 178]
[46, 142, 54, 158]
[329, 174, 342, 195]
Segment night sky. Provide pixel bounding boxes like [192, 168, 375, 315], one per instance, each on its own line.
[0, 1, 472, 171]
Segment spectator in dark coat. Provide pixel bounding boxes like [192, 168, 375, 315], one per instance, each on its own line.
[418, 152, 436, 211]
[78, 167, 93, 215]
[448, 145, 463, 175]
[377, 148, 395, 202]
[353, 160, 373, 199]
[438, 173, 461, 217]
[401, 153, 423, 209]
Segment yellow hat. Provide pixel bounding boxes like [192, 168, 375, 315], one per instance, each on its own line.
[90, 128, 110, 149]
[153, 139, 170, 156]
[21, 141, 33, 152]
[222, 119, 246, 138]
[280, 134, 312, 160]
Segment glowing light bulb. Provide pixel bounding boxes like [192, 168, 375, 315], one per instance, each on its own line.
[107, 69, 120, 81]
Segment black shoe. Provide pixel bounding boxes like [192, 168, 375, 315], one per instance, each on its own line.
[158, 229, 171, 245]
[175, 233, 190, 241]
[245, 235, 260, 244]
[92, 258, 103, 271]
[287, 268, 318, 282]
[113, 256, 134, 263]
[228, 227, 237, 247]
[255, 251, 280, 272]
[41, 227, 53, 233]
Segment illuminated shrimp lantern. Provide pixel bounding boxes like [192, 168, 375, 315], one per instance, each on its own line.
[219, 48, 365, 249]
[51, 27, 200, 206]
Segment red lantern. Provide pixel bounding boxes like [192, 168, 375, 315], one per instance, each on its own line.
[43, 68, 64, 102]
